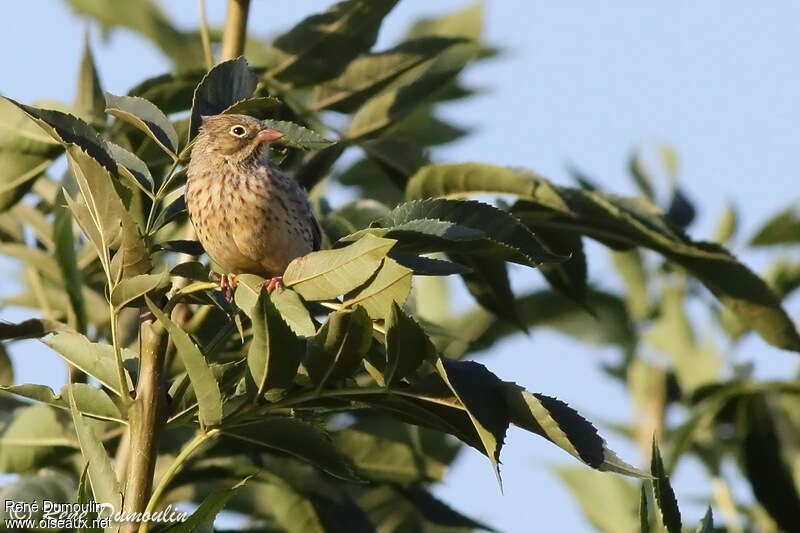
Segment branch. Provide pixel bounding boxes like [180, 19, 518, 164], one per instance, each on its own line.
[221, 0, 251, 61]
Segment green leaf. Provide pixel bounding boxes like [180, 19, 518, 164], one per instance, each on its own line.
[502, 384, 644, 476]
[342, 257, 412, 320]
[3, 97, 116, 172]
[750, 205, 800, 246]
[311, 36, 465, 112]
[189, 57, 257, 139]
[628, 150, 655, 200]
[166, 478, 249, 533]
[64, 145, 151, 278]
[74, 34, 106, 125]
[284, 233, 396, 300]
[449, 254, 524, 330]
[332, 427, 446, 484]
[53, 201, 87, 332]
[342, 199, 565, 267]
[146, 297, 222, 427]
[533, 227, 588, 305]
[739, 394, 800, 532]
[46, 332, 134, 396]
[0, 473, 76, 523]
[322, 199, 392, 242]
[714, 203, 737, 244]
[248, 288, 303, 395]
[305, 307, 373, 388]
[268, 0, 399, 86]
[106, 141, 155, 192]
[223, 418, 358, 481]
[611, 250, 651, 319]
[695, 508, 714, 533]
[383, 302, 436, 385]
[433, 358, 509, 483]
[0, 405, 75, 473]
[640, 485, 651, 533]
[128, 69, 206, 115]
[221, 96, 281, 118]
[68, 386, 122, 515]
[391, 252, 470, 276]
[235, 276, 317, 337]
[104, 91, 178, 155]
[65, 0, 204, 70]
[260, 119, 333, 151]
[650, 440, 682, 533]
[405, 162, 545, 201]
[387, 105, 470, 147]
[0, 383, 122, 422]
[110, 270, 170, 309]
[555, 467, 640, 533]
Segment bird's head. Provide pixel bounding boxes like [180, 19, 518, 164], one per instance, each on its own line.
[194, 114, 284, 164]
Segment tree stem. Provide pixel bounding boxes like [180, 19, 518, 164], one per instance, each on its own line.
[121, 318, 167, 533]
[221, 0, 251, 61]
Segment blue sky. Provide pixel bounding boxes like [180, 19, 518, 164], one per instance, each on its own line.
[2, 1, 799, 532]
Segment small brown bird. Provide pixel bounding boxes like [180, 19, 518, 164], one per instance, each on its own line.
[185, 114, 321, 294]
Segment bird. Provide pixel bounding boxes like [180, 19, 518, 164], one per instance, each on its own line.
[185, 114, 321, 296]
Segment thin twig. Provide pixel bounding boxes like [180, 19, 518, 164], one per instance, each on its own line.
[197, 0, 214, 70]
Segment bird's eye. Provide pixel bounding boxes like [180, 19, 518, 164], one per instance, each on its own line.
[229, 125, 247, 137]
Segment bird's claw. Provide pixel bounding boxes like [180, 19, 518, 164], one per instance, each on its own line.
[261, 276, 283, 294]
[210, 272, 238, 302]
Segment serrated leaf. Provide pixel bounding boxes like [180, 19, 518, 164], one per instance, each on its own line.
[110, 270, 170, 309]
[342, 199, 565, 267]
[532, 227, 588, 305]
[221, 96, 281, 118]
[46, 332, 134, 396]
[651, 440, 682, 533]
[268, 0, 399, 86]
[224, 418, 358, 481]
[0, 383, 122, 422]
[189, 57, 257, 139]
[383, 302, 436, 385]
[0, 405, 75, 473]
[640, 484, 651, 533]
[260, 119, 332, 151]
[305, 307, 373, 388]
[3, 97, 115, 172]
[433, 358, 509, 484]
[311, 36, 465, 112]
[695, 508, 714, 533]
[284, 233, 396, 300]
[104, 91, 178, 155]
[128, 69, 206, 114]
[248, 289, 303, 395]
[106, 141, 154, 192]
[342, 257, 412, 320]
[390, 252, 469, 276]
[67, 386, 122, 516]
[146, 297, 222, 427]
[64, 145, 150, 278]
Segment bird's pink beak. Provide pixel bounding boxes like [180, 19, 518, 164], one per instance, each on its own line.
[256, 128, 284, 143]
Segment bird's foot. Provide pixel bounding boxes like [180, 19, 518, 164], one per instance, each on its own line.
[261, 276, 283, 294]
[210, 272, 238, 302]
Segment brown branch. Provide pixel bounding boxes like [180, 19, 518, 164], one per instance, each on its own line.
[221, 0, 251, 61]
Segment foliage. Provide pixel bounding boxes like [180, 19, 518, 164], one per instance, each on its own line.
[0, 1, 798, 532]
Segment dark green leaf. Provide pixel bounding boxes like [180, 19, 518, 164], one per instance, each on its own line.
[305, 307, 372, 388]
[190, 57, 257, 138]
[166, 478, 249, 533]
[247, 289, 303, 394]
[104, 91, 178, 155]
[665, 187, 696, 228]
[53, 201, 87, 332]
[390, 251, 470, 276]
[650, 440, 682, 533]
[750, 206, 800, 246]
[311, 36, 465, 112]
[106, 141, 155, 192]
[384, 302, 436, 385]
[223, 418, 358, 481]
[147, 297, 222, 427]
[532, 227, 587, 305]
[268, 0, 399, 86]
[128, 69, 206, 115]
[449, 254, 524, 330]
[74, 34, 105, 125]
[695, 508, 713, 533]
[221, 96, 281, 119]
[434, 358, 509, 483]
[640, 485, 651, 533]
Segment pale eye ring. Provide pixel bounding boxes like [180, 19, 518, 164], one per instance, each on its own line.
[229, 125, 247, 137]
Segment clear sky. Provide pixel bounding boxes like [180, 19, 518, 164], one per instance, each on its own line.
[2, 1, 799, 532]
